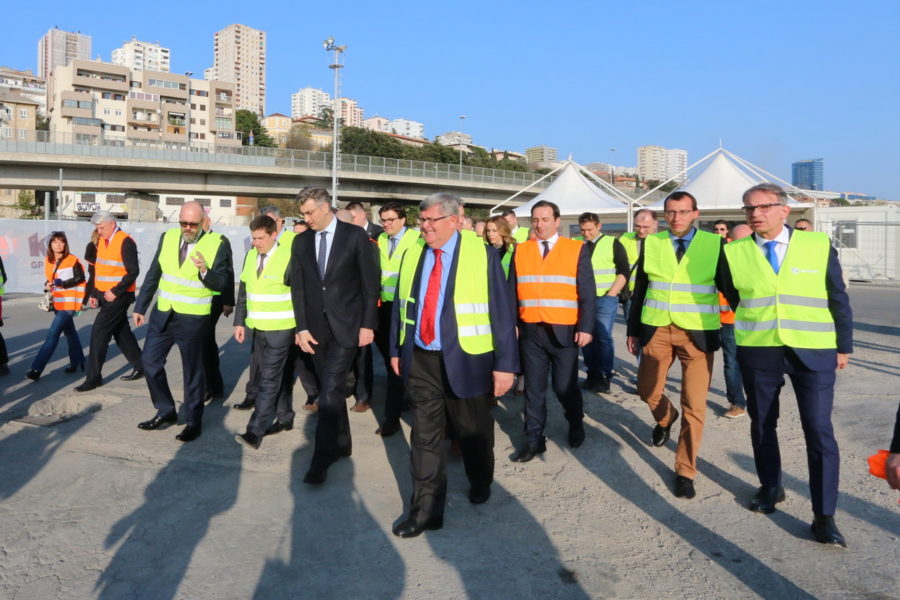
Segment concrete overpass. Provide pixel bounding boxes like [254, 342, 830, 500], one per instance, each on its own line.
[0, 135, 548, 207]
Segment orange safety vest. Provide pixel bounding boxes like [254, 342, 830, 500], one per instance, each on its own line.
[95, 229, 135, 292]
[515, 237, 582, 325]
[718, 292, 734, 325]
[46, 254, 85, 311]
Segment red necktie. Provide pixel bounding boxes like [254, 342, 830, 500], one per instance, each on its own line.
[419, 249, 443, 346]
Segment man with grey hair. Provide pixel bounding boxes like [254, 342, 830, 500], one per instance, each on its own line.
[261, 206, 289, 241]
[76, 210, 143, 392]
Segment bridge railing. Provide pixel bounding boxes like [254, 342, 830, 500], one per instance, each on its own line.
[0, 128, 552, 189]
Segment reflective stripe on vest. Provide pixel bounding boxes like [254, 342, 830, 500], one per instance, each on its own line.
[589, 235, 617, 295]
[95, 229, 135, 292]
[515, 237, 582, 325]
[396, 234, 493, 354]
[723, 232, 836, 349]
[46, 254, 85, 311]
[156, 229, 221, 315]
[240, 240, 295, 331]
[641, 230, 720, 330]
[378, 228, 422, 302]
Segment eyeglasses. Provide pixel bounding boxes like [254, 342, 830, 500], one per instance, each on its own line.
[664, 209, 694, 217]
[380, 217, 402, 225]
[419, 215, 452, 226]
[179, 221, 201, 228]
[741, 202, 784, 214]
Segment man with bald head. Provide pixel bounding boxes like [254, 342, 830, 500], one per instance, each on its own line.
[133, 201, 232, 442]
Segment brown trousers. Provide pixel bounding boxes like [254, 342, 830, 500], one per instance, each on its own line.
[637, 324, 714, 479]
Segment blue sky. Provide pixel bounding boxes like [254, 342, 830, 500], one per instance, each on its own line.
[4, 0, 898, 199]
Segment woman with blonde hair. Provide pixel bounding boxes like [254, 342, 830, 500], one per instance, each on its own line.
[26, 232, 86, 380]
[484, 215, 516, 279]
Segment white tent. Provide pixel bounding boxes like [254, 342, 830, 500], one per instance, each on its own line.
[510, 161, 628, 216]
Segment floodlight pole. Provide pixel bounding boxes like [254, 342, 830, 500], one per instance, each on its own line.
[324, 37, 346, 207]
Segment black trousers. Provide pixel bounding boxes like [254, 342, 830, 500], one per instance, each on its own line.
[309, 325, 356, 470]
[86, 292, 142, 384]
[520, 324, 584, 445]
[742, 352, 839, 516]
[245, 328, 295, 437]
[407, 348, 494, 522]
[202, 298, 225, 396]
[375, 301, 405, 420]
[142, 312, 209, 426]
[351, 344, 374, 404]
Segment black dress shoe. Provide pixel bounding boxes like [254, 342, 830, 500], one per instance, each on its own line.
[652, 410, 679, 447]
[264, 419, 294, 436]
[376, 418, 401, 437]
[674, 475, 696, 499]
[469, 485, 491, 505]
[392, 516, 443, 538]
[233, 397, 255, 410]
[511, 439, 547, 463]
[137, 413, 177, 430]
[75, 380, 102, 392]
[120, 369, 144, 381]
[303, 466, 328, 484]
[568, 425, 585, 448]
[338, 445, 352, 458]
[176, 424, 202, 442]
[748, 485, 786, 514]
[235, 431, 261, 449]
[811, 515, 847, 548]
[596, 374, 611, 393]
[26, 370, 41, 381]
[580, 374, 601, 392]
[64, 363, 85, 374]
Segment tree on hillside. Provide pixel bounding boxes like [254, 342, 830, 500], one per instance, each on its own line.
[340, 127, 406, 159]
[235, 110, 275, 147]
[285, 124, 318, 151]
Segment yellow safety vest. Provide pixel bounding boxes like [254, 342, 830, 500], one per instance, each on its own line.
[641, 230, 720, 330]
[512, 226, 530, 243]
[619, 232, 639, 292]
[723, 232, 836, 349]
[241, 241, 295, 331]
[589, 235, 616, 295]
[156, 229, 222, 315]
[396, 234, 493, 355]
[378, 228, 422, 302]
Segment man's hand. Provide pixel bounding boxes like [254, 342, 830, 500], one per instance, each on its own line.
[297, 330, 318, 354]
[836, 353, 850, 370]
[359, 327, 374, 347]
[88, 296, 99, 309]
[103, 290, 117, 302]
[887, 453, 900, 490]
[574, 332, 592, 347]
[627, 336, 640, 356]
[493, 371, 514, 397]
[133, 313, 145, 327]
[191, 250, 207, 275]
[390, 356, 401, 376]
[223, 305, 234, 317]
[234, 325, 245, 343]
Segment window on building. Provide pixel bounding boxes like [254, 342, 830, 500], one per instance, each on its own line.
[166, 197, 185, 206]
[19, 109, 28, 118]
[215, 117, 231, 129]
[219, 199, 232, 208]
[19, 129, 26, 139]
[195, 198, 211, 207]
[834, 221, 857, 249]
[103, 108, 111, 115]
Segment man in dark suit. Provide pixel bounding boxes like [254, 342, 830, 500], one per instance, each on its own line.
[627, 191, 729, 500]
[389, 192, 518, 538]
[721, 183, 853, 547]
[347, 201, 384, 240]
[510, 200, 596, 463]
[292, 187, 380, 484]
[201, 215, 234, 401]
[133, 201, 231, 442]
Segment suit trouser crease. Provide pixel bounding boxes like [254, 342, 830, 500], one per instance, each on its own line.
[637, 324, 713, 479]
[375, 301, 405, 420]
[202, 300, 224, 395]
[520, 324, 583, 445]
[87, 294, 142, 383]
[407, 349, 494, 522]
[742, 357, 839, 516]
[246, 328, 294, 436]
[309, 325, 355, 469]
[142, 312, 208, 425]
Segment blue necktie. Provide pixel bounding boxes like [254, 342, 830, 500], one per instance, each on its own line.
[318, 231, 328, 278]
[675, 238, 686, 262]
[764, 240, 780, 274]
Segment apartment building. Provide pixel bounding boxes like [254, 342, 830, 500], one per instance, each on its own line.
[47, 59, 241, 147]
[207, 24, 266, 115]
[37, 27, 91, 78]
[389, 118, 424, 139]
[362, 116, 389, 133]
[336, 97, 363, 127]
[0, 91, 39, 214]
[111, 37, 171, 72]
[0, 67, 47, 116]
[291, 86, 330, 119]
[637, 145, 688, 183]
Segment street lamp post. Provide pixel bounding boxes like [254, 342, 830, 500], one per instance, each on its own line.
[324, 36, 346, 207]
[458, 114, 466, 169]
[185, 71, 193, 151]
